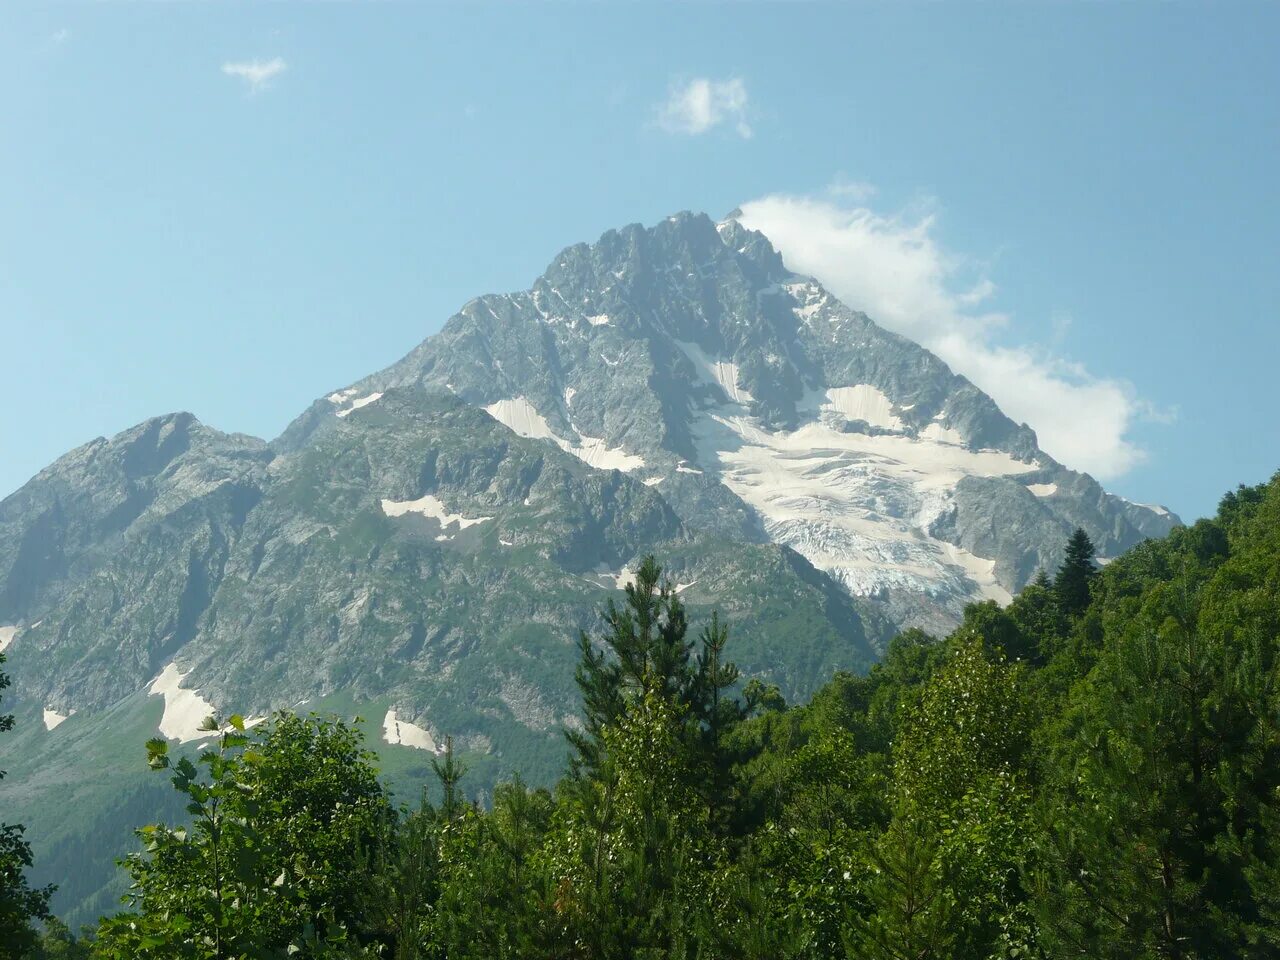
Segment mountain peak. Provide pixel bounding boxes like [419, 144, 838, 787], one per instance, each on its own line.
[276, 211, 1177, 628]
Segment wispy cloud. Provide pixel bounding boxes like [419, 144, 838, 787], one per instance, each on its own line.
[737, 189, 1163, 480]
[222, 57, 287, 93]
[658, 77, 751, 139]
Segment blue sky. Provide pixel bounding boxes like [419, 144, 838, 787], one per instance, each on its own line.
[2, 2, 1277, 521]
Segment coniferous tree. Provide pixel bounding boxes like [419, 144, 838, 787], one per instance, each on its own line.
[1035, 498, 1280, 958]
[367, 792, 437, 960]
[566, 556, 696, 780]
[849, 814, 954, 960]
[431, 736, 467, 822]
[693, 612, 744, 832]
[1054, 527, 1098, 618]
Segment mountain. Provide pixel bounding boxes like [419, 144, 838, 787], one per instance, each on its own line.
[283, 210, 1173, 625]
[0, 211, 1177, 924]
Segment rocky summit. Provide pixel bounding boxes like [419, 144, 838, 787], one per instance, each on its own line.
[0, 211, 1176, 922]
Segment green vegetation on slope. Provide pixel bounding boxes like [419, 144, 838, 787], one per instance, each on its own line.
[9, 471, 1280, 958]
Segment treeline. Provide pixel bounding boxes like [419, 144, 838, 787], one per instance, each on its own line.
[5, 473, 1280, 958]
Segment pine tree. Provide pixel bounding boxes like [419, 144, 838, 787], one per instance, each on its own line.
[694, 612, 744, 832]
[566, 556, 697, 779]
[848, 814, 954, 960]
[1035, 546, 1280, 958]
[432, 735, 467, 821]
[1054, 528, 1098, 618]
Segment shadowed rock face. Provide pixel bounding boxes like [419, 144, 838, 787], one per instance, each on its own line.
[0, 210, 1176, 770]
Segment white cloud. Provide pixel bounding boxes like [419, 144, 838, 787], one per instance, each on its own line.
[736, 192, 1157, 480]
[658, 77, 751, 139]
[221, 57, 287, 93]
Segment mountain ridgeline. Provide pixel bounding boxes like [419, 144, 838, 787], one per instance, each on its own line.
[0, 212, 1177, 924]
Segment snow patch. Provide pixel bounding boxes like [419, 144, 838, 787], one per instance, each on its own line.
[326, 388, 359, 405]
[643, 476, 665, 486]
[381, 495, 493, 532]
[676, 340, 754, 405]
[484, 397, 558, 441]
[382, 709, 439, 752]
[484, 396, 646, 473]
[334, 392, 383, 418]
[586, 566, 636, 591]
[786, 281, 830, 321]
[586, 314, 611, 326]
[1026, 483, 1058, 497]
[43, 707, 72, 731]
[564, 387, 577, 408]
[940, 544, 1013, 606]
[821, 386, 903, 431]
[675, 580, 698, 594]
[148, 663, 220, 743]
[0, 626, 16, 653]
[919, 422, 966, 446]
[1120, 496, 1170, 517]
[571, 434, 648, 472]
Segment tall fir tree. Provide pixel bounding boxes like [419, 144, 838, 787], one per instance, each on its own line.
[566, 555, 697, 779]
[1055, 527, 1098, 618]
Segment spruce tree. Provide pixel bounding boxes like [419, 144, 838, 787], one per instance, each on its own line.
[1054, 528, 1098, 618]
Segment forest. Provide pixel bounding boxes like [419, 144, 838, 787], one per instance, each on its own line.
[2, 471, 1279, 959]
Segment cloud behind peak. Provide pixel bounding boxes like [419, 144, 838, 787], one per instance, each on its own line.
[737, 191, 1157, 480]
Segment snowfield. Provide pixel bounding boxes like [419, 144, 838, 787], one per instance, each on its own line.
[148, 663, 220, 743]
[382, 709, 439, 752]
[484, 396, 647, 473]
